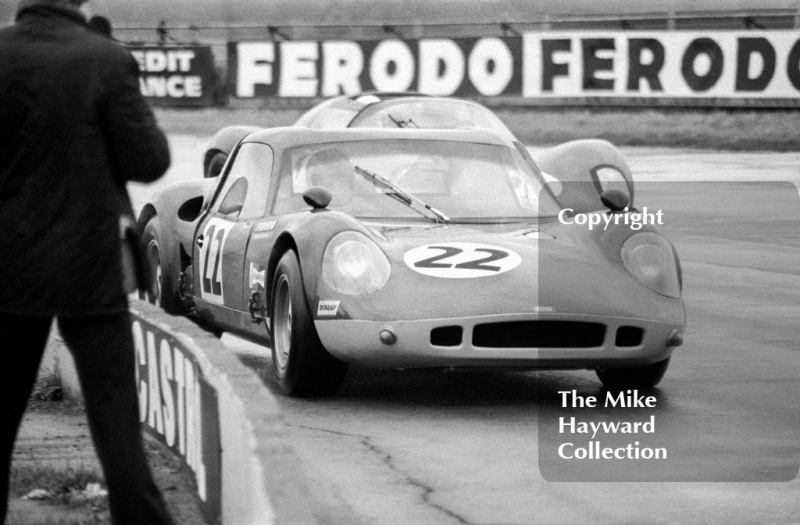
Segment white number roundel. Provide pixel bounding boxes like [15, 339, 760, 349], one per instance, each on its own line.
[404, 242, 522, 279]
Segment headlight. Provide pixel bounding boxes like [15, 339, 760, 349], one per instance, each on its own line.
[621, 233, 681, 298]
[322, 231, 391, 295]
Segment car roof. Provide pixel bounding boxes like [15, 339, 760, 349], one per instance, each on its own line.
[241, 126, 515, 150]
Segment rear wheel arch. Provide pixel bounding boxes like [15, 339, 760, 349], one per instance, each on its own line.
[537, 139, 635, 210]
[203, 149, 228, 179]
[136, 204, 158, 238]
[203, 125, 261, 178]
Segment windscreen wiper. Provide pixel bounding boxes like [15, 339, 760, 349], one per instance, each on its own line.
[387, 113, 419, 129]
[353, 165, 450, 223]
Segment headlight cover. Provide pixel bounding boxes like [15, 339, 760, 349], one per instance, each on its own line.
[322, 231, 391, 295]
[621, 232, 681, 298]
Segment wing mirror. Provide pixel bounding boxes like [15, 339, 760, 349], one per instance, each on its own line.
[600, 189, 630, 212]
[303, 186, 332, 209]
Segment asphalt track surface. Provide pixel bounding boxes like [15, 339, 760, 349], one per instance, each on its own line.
[130, 138, 800, 525]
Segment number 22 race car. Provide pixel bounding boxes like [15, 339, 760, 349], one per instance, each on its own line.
[138, 122, 686, 396]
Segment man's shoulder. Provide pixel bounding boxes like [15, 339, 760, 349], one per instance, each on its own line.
[0, 22, 21, 41]
[1, 16, 133, 65]
[71, 28, 137, 67]
[73, 26, 128, 53]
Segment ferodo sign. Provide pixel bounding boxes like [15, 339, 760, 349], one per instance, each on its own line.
[129, 45, 215, 106]
[521, 31, 800, 99]
[132, 317, 221, 523]
[229, 31, 800, 104]
[230, 38, 522, 98]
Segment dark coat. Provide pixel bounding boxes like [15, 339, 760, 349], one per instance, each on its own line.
[0, 2, 170, 316]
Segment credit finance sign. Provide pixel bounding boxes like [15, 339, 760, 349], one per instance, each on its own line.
[129, 45, 215, 106]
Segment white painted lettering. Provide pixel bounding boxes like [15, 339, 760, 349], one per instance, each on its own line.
[159, 339, 176, 447]
[132, 321, 148, 423]
[174, 348, 186, 455]
[369, 40, 415, 92]
[418, 39, 465, 95]
[321, 41, 364, 96]
[279, 41, 319, 97]
[146, 332, 165, 434]
[469, 38, 514, 96]
[236, 42, 275, 97]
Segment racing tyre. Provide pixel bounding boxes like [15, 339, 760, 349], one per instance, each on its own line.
[271, 251, 348, 396]
[595, 357, 670, 390]
[141, 218, 182, 314]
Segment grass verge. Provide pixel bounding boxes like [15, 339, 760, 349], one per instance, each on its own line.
[9, 464, 106, 506]
[9, 464, 109, 525]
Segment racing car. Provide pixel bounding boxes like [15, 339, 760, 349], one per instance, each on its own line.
[139, 125, 686, 396]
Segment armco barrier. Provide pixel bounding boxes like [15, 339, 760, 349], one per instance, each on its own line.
[39, 299, 319, 525]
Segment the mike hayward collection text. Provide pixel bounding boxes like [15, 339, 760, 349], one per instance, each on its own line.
[556, 389, 668, 460]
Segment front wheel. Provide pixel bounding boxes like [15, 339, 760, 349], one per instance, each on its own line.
[595, 357, 670, 390]
[271, 251, 348, 396]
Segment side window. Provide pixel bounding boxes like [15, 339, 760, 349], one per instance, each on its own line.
[211, 142, 274, 219]
[238, 144, 274, 219]
[217, 178, 248, 217]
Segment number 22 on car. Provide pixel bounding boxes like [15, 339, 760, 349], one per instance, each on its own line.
[196, 218, 235, 304]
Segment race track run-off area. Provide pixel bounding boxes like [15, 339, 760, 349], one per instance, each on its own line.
[129, 137, 800, 525]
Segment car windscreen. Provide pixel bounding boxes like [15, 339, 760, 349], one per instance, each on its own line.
[271, 139, 561, 221]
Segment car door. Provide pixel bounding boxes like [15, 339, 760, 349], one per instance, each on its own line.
[193, 141, 274, 329]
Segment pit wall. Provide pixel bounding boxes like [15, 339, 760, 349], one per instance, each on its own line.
[38, 299, 318, 525]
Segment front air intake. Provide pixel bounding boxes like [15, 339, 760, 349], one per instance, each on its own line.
[615, 326, 644, 347]
[431, 326, 463, 347]
[472, 321, 606, 348]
